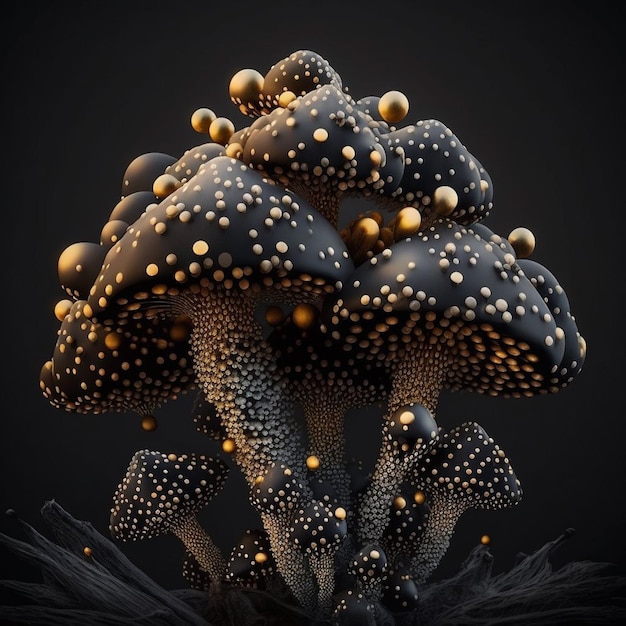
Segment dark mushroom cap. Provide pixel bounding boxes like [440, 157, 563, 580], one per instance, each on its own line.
[385, 120, 492, 226]
[226, 528, 275, 585]
[121, 152, 178, 197]
[166, 142, 225, 185]
[182, 549, 211, 591]
[87, 155, 353, 322]
[57, 242, 107, 300]
[289, 500, 348, 557]
[191, 392, 226, 440]
[517, 258, 586, 390]
[40, 300, 195, 416]
[348, 543, 388, 584]
[109, 450, 229, 541]
[241, 84, 405, 218]
[109, 190, 159, 224]
[250, 462, 305, 514]
[260, 49, 343, 111]
[387, 403, 438, 457]
[381, 569, 419, 613]
[332, 589, 377, 625]
[417, 421, 523, 512]
[321, 218, 567, 398]
[383, 490, 430, 554]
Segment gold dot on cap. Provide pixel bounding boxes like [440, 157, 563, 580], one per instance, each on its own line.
[292, 303, 317, 329]
[209, 117, 236, 145]
[83, 546, 92, 557]
[222, 438, 236, 454]
[141, 415, 158, 432]
[254, 551, 268, 564]
[393, 496, 407, 509]
[228, 68, 264, 104]
[167, 453, 178, 462]
[153, 174, 181, 199]
[190, 108, 216, 133]
[413, 490, 426, 505]
[306, 455, 320, 470]
[378, 90, 410, 124]
[508, 226, 536, 259]
[265, 305, 284, 326]
[432, 185, 459, 216]
[480, 534, 491, 545]
[104, 332, 122, 350]
[393, 207, 422, 240]
[278, 90, 297, 108]
[335, 507, 347, 520]
[54, 299, 73, 321]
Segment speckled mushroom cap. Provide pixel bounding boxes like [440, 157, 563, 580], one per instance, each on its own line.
[383, 490, 430, 556]
[191, 391, 226, 440]
[166, 142, 225, 185]
[226, 528, 275, 585]
[384, 121, 493, 226]
[240, 84, 405, 222]
[109, 450, 229, 541]
[39, 299, 195, 416]
[250, 462, 305, 514]
[517, 259, 587, 391]
[332, 589, 377, 625]
[57, 242, 108, 300]
[321, 217, 567, 398]
[289, 500, 348, 557]
[380, 569, 420, 613]
[348, 543, 388, 584]
[416, 421, 523, 511]
[87, 155, 353, 322]
[387, 403, 438, 458]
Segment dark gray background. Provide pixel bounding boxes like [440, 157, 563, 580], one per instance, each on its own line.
[1, 0, 623, 595]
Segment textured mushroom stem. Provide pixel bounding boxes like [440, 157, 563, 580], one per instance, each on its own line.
[260, 511, 317, 613]
[310, 553, 336, 618]
[408, 495, 466, 584]
[171, 515, 226, 583]
[185, 288, 306, 484]
[356, 341, 448, 546]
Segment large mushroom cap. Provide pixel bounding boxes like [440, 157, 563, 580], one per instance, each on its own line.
[322, 218, 567, 398]
[109, 450, 229, 541]
[417, 421, 523, 511]
[40, 300, 195, 416]
[87, 155, 353, 321]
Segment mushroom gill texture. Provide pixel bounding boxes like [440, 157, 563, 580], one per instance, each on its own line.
[37, 48, 589, 624]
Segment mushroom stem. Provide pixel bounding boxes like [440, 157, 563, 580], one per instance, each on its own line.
[311, 553, 336, 617]
[407, 495, 465, 584]
[356, 341, 448, 546]
[171, 515, 227, 583]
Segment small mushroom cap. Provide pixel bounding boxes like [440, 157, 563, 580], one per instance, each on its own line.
[165, 142, 226, 185]
[348, 543, 388, 583]
[40, 300, 195, 416]
[57, 242, 107, 300]
[387, 403, 438, 456]
[289, 499, 348, 556]
[322, 218, 566, 398]
[226, 528, 275, 584]
[87, 156, 353, 321]
[517, 258, 586, 390]
[109, 450, 229, 541]
[121, 152, 178, 197]
[332, 589, 377, 625]
[250, 462, 304, 514]
[417, 421, 523, 511]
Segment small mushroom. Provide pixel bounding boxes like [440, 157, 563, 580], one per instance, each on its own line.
[331, 589, 377, 625]
[225, 528, 276, 589]
[109, 450, 229, 583]
[409, 422, 523, 583]
[348, 543, 388, 596]
[380, 568, 420, 614]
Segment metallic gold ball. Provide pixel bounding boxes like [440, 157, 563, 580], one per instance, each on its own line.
[83, 547, 92, 557]
[54, 299, 73, 321]
[306, 455, 320, 470]
[153, 173, 181, 199]
[225, 142, 243, 159]
[413, 490, 426, 505]
[141, 415, 158, 432]
[278, 90, 297, 108]
[480, 534, 491, 545]
[209, 117, 236, 145]
[335, 507, 347, 520]
[292, 303, 317, 329]
[265, 305, 284, 327]
[222, 438, 236, 454]
[393, 496, 407, 510]
[190, 108, 216, 133]
[229, 68, 264, 105]
[508, 226, 536, 258]
[167, 453, 178, 462]
[378, 90, 410, 124]
[254, 551, 268, 564]
[104, 331, 122, 350]
[393, 207, 422, 240]
[432, 185, 459, 216]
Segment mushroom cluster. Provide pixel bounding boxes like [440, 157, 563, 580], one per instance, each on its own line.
[40, 49, 586, 622]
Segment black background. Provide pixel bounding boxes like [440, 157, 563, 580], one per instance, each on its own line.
[1, 0, 624, 598]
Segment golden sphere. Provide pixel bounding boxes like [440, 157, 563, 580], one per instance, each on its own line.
[104, 331, 122, 350]
[278, 90, 297, 108]
[190, 108, 216, 133]
[225, 142, 243, 159]
[222, 438, 236, 454]
[432, 185, 459, 216]
[153, 173, 180, 199]
[292, 303, 317, 329]
[254, 551, 268, 564]
[83, 547, 92, 557]
[209, 117, 236, 145]
[393, 496, 407, 510]
[480, 534, 491, 545]
[141, 415, 158, 432]
[335, 507, 347, 520]
[229, 68, 264, 105]
[306, 455, 320, 471]
[378, 90, 410, 124]
[508, 226, 536, 258]
[265, 305, 284, 326]
[54, 299, 73, 321]
[413, 490, 426, 505]
[394, 207, 422, 240]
